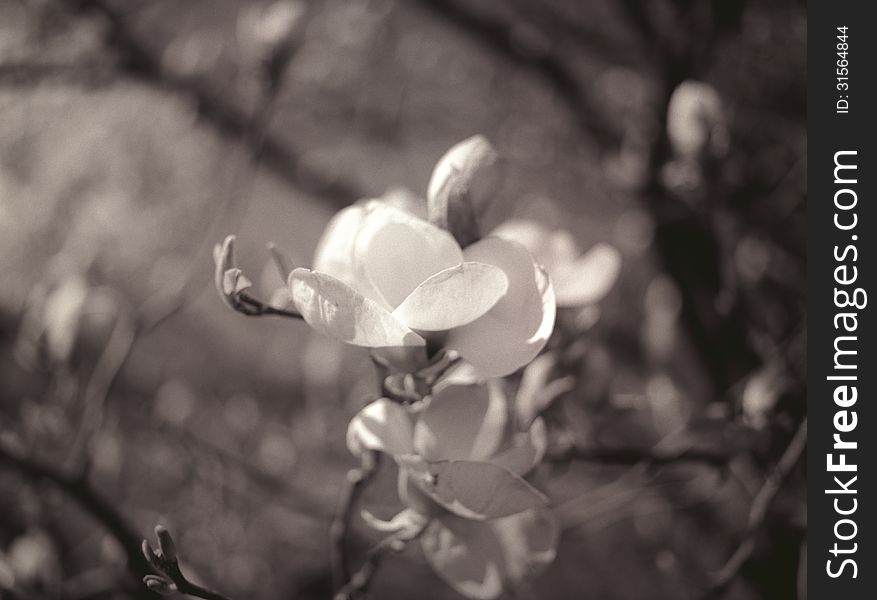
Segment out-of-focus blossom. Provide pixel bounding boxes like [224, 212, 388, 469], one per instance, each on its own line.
[666, 80, 728, 161]
[347, 382, 557, 599]
[492, 219, 621, 308]
[3, 529, 60, 593]
[742, 364, 790, 430]
[288, 137, 555, 378]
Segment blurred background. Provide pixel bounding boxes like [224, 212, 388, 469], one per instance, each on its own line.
[0, 0, 806, 599]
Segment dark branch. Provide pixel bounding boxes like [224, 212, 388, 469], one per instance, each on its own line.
[67, 0, 364, 210]
[0, 61, 117, 87]
[143, 527, 234, 600]
[549, 444, 733, 468]
[0, 441, 155, 582]
[707, 418, 807, 592]
[331, 453, 382, 593]
[415, 0, 617, 147]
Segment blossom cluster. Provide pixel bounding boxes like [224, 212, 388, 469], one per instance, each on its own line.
[215, 135, 621, 598]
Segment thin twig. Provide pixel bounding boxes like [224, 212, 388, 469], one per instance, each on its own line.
[0, 61, 117, 86]
[66, 305, 137, 474]
[549, 443, 733, 468]
[235, 292, 303, 319]
[143, 527, 234, 600]
[66, 0, 364, 210]
[707, 418, 807, 592]
[330, 452, 382, 593]
[334, 523, 427, 600]
[0, 441, 155, 581]
[414, 0, 617, 147]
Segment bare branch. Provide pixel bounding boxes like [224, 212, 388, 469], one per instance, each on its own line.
[331, 452, 382, 593]
[414, 0, 617, 147]
[548, 443, 734, 468]
[708, 418, 807, 591]
[0, 61, 117, 87]
[66, 0, 364, 210]
[142, 526, 234, 600]
[0, 440, 155, 583]
[66, 304, 138, 474]
[334, 520, 427, 600]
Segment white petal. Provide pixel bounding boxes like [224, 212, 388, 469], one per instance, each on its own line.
[393, 262, 508, 331]
[355, 201, 463, 308]
[490, 418, 548, 476]
[413, 383, 508, 462]
[491, 219, 575, 274]
[422, 508, 558, 600]
[379, 186, 428, 219]
[447, 238, 556, 377]
[312, 205, 364, 285]
[402, 458, 548, 520]
[553, 242, 621, 307]
[289, 268, 424, 347]
[421, 519, 504, 600]
[346, 398, 415, 457]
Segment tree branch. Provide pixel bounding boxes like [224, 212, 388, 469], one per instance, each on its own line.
[549, 443, 733, 468]
[414, 0, 617, 147]
[66, 0, 364, 210]
[142, 527, 234, 600]
[0, 441, 155, 583]
[707, 418, 807, 592]
[331, 452, 382, 593]
[333, 521, 426, 600]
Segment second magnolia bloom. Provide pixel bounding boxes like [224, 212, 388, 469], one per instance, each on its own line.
[346, 381, 557, 599]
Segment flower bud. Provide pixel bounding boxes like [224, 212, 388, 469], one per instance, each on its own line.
[154, 526, 177, 563]
[427, 135, 503, 247]
[267, 242, 296, 282]
[143, 575, 175, 595]
[213, 235, 255, 312]
[141, 540, 159, 566]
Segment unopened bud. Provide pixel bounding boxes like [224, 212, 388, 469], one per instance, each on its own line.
[142, 540, 159, 566]
[143, 574, 175, 595]
[213, 235, 257, 313]
[213, 235, 237, 306]
[427, 135, 503, 247]
[154, 526, 177, 563]
[267, 242, 296, 282]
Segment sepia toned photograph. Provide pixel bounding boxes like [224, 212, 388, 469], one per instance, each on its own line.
[1, 1, 807, 599]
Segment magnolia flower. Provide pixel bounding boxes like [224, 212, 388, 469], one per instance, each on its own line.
[288, 138, 555, 378]
[347, 382, 557, 599]
[492, 219, 621, 308]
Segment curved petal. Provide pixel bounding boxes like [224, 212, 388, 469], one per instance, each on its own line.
[413, 383, 508, 462]
[289, 268, 425, 347]
[491, 220, 578, 273]
[380, 186, 428, 219]
[447, 238, 556, 377]
[553, 242, 621, 307]
[490, 418, 548, 476]
[346, 398, 415, 457]
[399, 458, 548, 520]
[393, 262, 508, 331]
[492, 221, 621, 307]
[421, 519, 504, 600]
[422, 508, 559, 600]
[312, 205, 365, 284]
[354, 201, 463, 308]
